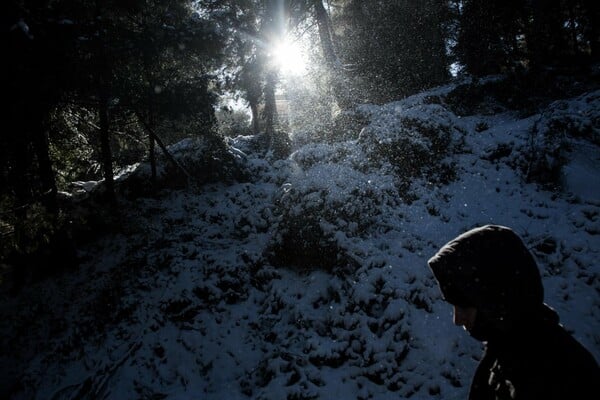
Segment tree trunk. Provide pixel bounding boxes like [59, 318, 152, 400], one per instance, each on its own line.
[136, 114, 194, 184]
[147, 85, 157, 184]
[95, 1, 116, 206]
[249, 98, 260, 134]
[143, 46, 158, 186]
[528, 0, 566, 68]
[313, 0, 337, 69]
[31, 108, 58, 214]
[312, 0, 353, 110]
[582, 0, 600, 61]
[12, 126, 30, 242]
[263, 70, 277, 139]
[98, 90, 116, 205]
[264, 70, 289, 159]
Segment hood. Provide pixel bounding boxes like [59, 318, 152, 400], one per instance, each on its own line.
[427, 225, 544, 314]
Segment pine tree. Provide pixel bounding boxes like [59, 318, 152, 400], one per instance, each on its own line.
[333, 0, 451, 103]
[1, 0, 224, 279]
[455, 0, 527, 76]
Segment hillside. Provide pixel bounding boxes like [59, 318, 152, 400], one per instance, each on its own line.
[1, 75, 599, 400]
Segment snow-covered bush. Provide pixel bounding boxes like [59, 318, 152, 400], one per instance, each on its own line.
[525, 90, 600, 185]
[444, 77, 510, 116]
[328, 108, 371, 142]
[357, 103, 461, 186]
[266, 146, 400, 270]
[289, 107, 369, 151]
[267, 100, 464, 271]
[226, 134, 265, 157]
[118, 136, 248, 196]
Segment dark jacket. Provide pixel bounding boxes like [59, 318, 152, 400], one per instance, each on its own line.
[427, 224, 600, 399]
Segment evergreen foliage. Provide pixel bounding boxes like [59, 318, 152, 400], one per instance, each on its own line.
[1, 0, 224, 284]
[1, 0, 598, 288]
[332, 0, 451, 103]
[455, 0, 599, 76]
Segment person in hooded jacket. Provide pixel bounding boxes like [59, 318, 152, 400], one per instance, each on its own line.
[427, 224, 599, 400]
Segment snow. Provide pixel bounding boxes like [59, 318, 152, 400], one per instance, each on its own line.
[1, 79, 599, 400]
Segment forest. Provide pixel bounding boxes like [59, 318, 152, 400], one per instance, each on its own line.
[2, 0, 598, 277]
[1, 1, 599, 399]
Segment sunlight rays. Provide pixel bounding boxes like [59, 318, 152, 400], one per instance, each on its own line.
[271, 37, 308, 76]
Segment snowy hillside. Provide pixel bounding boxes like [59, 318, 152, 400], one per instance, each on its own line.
[1, 77, 599, 400]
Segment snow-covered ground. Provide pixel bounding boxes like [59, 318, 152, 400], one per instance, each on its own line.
[1, 78, 599, 400]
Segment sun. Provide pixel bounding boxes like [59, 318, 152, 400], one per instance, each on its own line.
[272, 38, 308, 76]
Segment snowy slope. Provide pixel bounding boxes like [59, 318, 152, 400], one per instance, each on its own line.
[1, 79, 599, 400]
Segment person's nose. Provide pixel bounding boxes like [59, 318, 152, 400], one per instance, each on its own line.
[453, 306, 467, 326]
[453, 305, 476, 330]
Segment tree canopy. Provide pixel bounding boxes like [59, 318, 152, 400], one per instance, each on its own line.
[1, 0, 598, 283]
